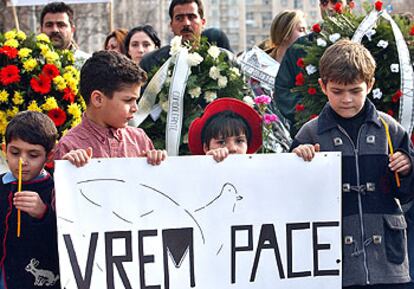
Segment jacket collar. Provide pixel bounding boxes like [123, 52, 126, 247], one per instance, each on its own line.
[317, 99, 382, 134]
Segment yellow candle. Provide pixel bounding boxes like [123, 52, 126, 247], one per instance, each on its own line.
[17, 157, 22, 237]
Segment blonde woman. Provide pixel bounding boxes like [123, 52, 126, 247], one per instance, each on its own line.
[263, 10, 307, 63]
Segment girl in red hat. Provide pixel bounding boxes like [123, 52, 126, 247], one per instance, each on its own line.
[188, 98, 262, 162]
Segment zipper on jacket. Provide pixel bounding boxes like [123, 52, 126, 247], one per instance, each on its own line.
[337, 124, 370, 285]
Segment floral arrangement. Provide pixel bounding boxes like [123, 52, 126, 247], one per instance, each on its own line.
[292, 1, 414, 139]
[0, 29, 85, 140]
[141, 36, 248, 154]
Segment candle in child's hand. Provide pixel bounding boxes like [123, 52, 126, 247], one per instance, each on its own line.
[17, 157, 22, 237]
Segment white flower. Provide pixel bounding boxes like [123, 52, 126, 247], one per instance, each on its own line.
[209, 66, 221, 80]
[189, 87, 201, 98]
[204, 91, 217, 103]
[390, 64, 399, 73]
[329, 33, 341, 43]
[230, 67, 241, 76]
[377, 40, 389, 49]
[305, 64, 317, 75]
[170, 36, 183, 56]
[317, 38, 327, 47]
[161, 100, 169, 112]
[187, 52, 203, 66]
[243, 96, 255, 107]
[365, 29, 376, 41]
[372, 88, 383, 99]
[218, 76, 228, 88]
[207, 45, 221, 59]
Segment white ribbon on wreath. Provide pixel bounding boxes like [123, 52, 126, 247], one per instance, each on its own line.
[352, 9, 414, 135]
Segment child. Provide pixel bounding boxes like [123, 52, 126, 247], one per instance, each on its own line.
[292, 39, 414, 288]
[0, 111, 60, 289]
[53, 50, 166, 166]
[188, 98, 262, 162]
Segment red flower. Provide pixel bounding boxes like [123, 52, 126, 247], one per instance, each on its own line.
[349, 0, 356, 9]
[0, 65, 20, 85]
[308, 87, 317, 95]
[41, 64, 60, 79]
[310, 114, 318, 120]
[295, 72, 305, 86]
[47, 108, 67, 127]
[334, 2, 343, 13]
[312, 23, 321, 33]
[410, 26, 414, 36]
[295, 103, 305, 112]
[387, 109, 394, 116]
[392, 90, 403, 103]
[30, 74, 52, 95]
[63, 87, 76, 103]
[296, 58, 304, 68]
[374, 1, 383, 11]
[0, 46, 18, 59]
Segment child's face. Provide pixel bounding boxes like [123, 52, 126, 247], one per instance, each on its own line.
[6, 138, 49, 182]
[99, 84, 140, 128]
[204, 134, 248, 154]
[319, 79, 373, 118]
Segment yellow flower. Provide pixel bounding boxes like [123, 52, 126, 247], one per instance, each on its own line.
[63, 50, 75, 63]
[4, 39, 18, 48]
[71, 117, 81, 128]
[45, 51, 59, 63]
[36, 33, 50, 43]
[66, 78, 78, 91]
[37, 43, 50, 55]
[61, 129, 68, 137]
[41, 97, 59, 111]
[0, 90, 9, 103]
[18, 48, 32, 59]
[23, 58, 38, 71]
[28, 100, 42, 112]
[4, 30, 17, 40]
[16, 31, 26, 41]
[6, 107, 19, 118]
[53, 76, 66, 91]
[12, 91, 24, 105]
[0, 112, 7, 136]
[67, 103, 82, 118]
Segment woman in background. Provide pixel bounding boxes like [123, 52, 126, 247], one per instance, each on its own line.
[104, 28, 128, 54]
[124, 25, 161, 64]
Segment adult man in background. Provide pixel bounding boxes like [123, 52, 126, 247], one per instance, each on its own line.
[40, 2, 90, 68]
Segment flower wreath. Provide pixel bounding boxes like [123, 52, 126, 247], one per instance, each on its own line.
[0, 29, 85, 140]
[292, 1, 414, 141]
[140, 36, 249, 154]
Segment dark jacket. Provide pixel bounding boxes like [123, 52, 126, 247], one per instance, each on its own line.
[292, 101, 414, 286]
[140, 45, 171, 75]
[0, 172, 60, 289]
[272, 33, 315, 131]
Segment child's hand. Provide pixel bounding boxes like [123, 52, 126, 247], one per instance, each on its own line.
[144, 149, 167, 166]
[293, 144, 320, 162]
[13, 191, 47, 219]
[389, 151, 412, 176]
[206, 147, 229, 162]
[62, 147, 93, 167]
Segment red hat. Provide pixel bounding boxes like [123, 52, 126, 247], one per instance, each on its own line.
[188, 98, 262, 155]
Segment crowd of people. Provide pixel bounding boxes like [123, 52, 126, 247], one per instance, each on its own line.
[0, 0, 414, 288]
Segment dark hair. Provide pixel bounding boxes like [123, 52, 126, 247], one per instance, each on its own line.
[124, 25, 161, 58]
[104, 28, 128, 54]
[202, 28, 232, 51]
[169, 0, 204, 20]
[80, 50, 147, 104]
[6, 111, 58, 154]
[40, 2, 74, 26]
[201, 111, 251, 148]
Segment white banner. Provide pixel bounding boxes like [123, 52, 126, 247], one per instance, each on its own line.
[8, 0, 109, 6]
[55, 153, 342, 289]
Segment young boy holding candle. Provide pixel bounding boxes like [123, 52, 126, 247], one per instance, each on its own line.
[292, 40, 414, 288]
[0, 111, 60, 289]
[54, 50, 166, 166]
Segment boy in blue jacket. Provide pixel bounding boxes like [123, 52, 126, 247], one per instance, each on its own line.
[0, 111, 60, 289]
[292, 39, 414, 288]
